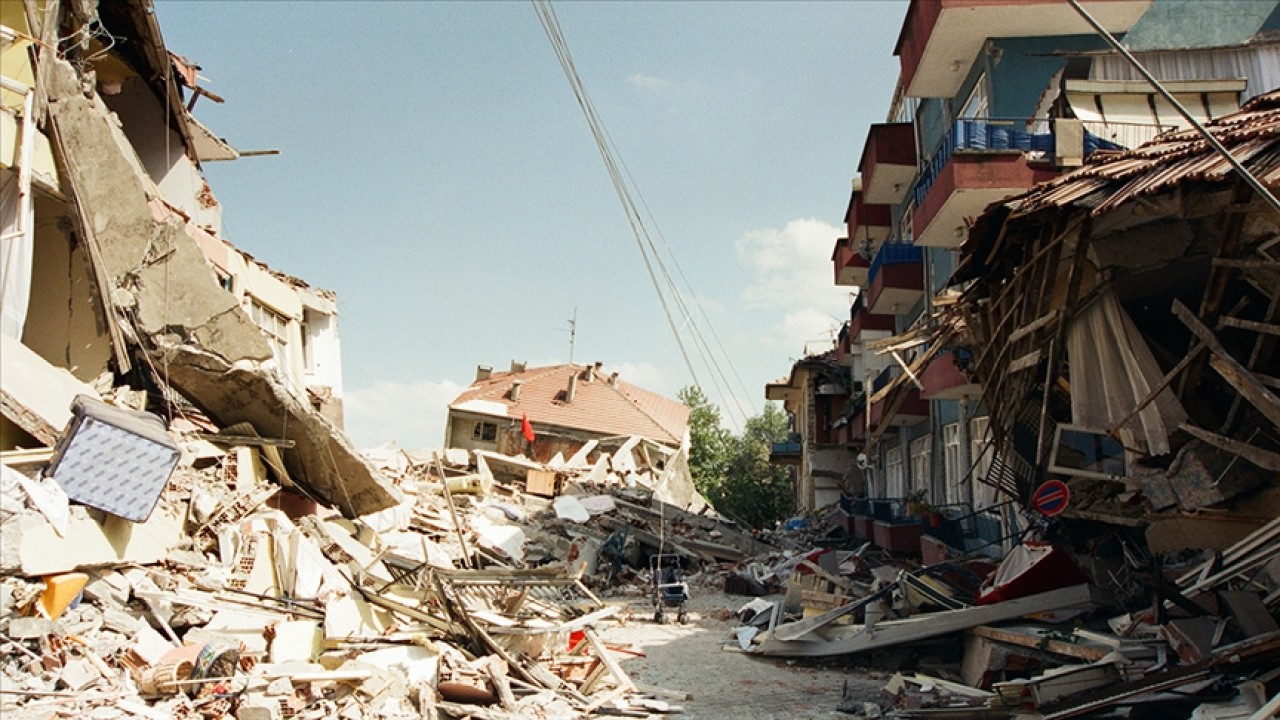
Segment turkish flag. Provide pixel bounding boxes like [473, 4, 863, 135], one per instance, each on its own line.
[521, 414, 536, 443]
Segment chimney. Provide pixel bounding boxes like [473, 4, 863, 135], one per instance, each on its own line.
[609, 372, 619, 388]
[510, 380, 522, 401]
[475, 365, 492, 382]
[590, 361, 603, 382]
[565, 372, 578, 403]
[510, 360, 526, 374]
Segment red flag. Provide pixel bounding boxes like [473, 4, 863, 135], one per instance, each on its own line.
[521, 414, 536, 443]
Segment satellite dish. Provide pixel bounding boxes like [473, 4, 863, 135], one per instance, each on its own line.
[856, 452, 872, 470]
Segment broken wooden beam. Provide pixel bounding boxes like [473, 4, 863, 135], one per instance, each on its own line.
[752, 584, 1095, 657]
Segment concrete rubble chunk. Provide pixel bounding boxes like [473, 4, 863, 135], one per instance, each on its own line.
[41, 54, 400, 519]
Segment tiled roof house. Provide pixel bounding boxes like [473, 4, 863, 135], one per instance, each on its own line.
[446, 362, 690, 461]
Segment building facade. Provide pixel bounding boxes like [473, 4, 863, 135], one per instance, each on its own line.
[775, 0, 1279, 551]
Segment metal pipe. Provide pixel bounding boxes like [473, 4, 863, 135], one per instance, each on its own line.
[1067, 0, 1280, 218]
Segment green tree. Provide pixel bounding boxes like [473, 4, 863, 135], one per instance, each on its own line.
[680, 388, 796, 530]
[678, 385, 730, 500]
[718, 402, 795, 529]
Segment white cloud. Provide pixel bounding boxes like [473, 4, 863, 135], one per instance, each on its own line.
[343, 377, 464, 451]
[735, 218, 848, 312]
[611, 361, 670, 395]
[628, 72, 670, 90]
[767, 307, 842, 354]
[732, 219, 850, 361]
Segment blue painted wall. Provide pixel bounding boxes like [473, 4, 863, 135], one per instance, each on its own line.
[987, 35, 1109, 119]
[1123, 0, 1280, 51]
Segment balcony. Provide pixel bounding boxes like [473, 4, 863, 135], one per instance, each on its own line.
[849, 299, 896, 342]
[919, 347, 981, 400]
[912, 119, 1063, 249]
[846, 408, 867, 444]
[859, 123, 917, 206]
[770, 435, 802, 466]
[847, 190, 891, 251]
[832, 236, 871, 287]
[836, 322, 853, 367]
[870, 387, 930, 427]
[893, 0, 1152, 99]
[865, 243, 924, 316]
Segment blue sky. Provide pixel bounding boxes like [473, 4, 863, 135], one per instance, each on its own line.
[154, 1, 906, 448]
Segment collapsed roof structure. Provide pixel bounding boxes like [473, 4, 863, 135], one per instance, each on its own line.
[945, 89, 1280, 532]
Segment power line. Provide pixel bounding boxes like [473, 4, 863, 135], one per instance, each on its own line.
[532, 0, 753, 429]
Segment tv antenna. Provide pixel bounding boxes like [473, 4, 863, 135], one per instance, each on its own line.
[567, 307, 577, 363]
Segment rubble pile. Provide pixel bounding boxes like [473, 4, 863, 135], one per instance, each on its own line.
[0, 393, 762, 720]
[730, 510, 1280, 718]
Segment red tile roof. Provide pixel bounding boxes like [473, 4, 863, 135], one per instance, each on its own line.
[448, 364, 690, 447]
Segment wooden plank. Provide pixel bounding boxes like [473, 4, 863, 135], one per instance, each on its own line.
[486, 661, 517, 711]
[752, 584, 1095, 658]
[969, 625, 1113, 662]
[584, 628, 636, 693]
[891, 350, 926, 391]
[1208, 353, 1280, 428]
[1220, 590, 1280, 638]
[1008, 349, 1043, 374]
[199, 433, 296, 448]
[1178, 422, 1280, 471]
[771, 583, 898, 642]
[435, 458, 473, 569]
[1212, 258, 1280, 271]
[1007, 309, 1060, 345]
[1173, 299, 1280, 428]
[1219, 315, 1280, 337]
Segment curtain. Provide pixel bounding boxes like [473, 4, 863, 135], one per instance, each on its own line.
[0, 169, 33, 340]
[1067, 290, 1187, 456]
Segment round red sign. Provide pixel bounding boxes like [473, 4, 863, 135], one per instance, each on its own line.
[1032, 480, 1070, 517]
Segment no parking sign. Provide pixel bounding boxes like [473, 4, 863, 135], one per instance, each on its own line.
[1032, 480, 1070, 517]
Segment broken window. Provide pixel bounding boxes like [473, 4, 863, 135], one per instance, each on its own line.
[959, 70, 989, 120]
[472, 421, 497, 442]
[248, 299, 290, 371]
[968, 416, 996, 508]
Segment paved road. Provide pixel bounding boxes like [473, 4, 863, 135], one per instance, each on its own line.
[598, 591, 885, 719]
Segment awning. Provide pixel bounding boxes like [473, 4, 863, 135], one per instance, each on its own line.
[1063, 78, 1247, 149]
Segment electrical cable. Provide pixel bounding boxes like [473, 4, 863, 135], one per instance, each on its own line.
[533, 0, 758, 430]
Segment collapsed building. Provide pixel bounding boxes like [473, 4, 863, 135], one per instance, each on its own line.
[0, 0, 395, 517]
[734, 97, 1280, 708]
[446, 362, 703, 512]
[948, 89, 1280, 549]
[1, 7, 746, 713]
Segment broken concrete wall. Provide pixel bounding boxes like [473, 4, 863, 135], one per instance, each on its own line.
[39, 55, 401, 516]
[22, 193, 113, 382]
[158, 343, 398, 515]
[99, 76, 224, 234]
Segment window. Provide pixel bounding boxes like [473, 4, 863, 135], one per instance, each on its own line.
[909, 434, 932, 497]
[960, 70, 989, 119]
[301, 327, 313, 374]
[969, 416, 996, 508]
[1048, 425, 1126, 480]
[885, 447, 904, 499]
[943, 423, 962, 504]
[249, 300, 290, 371]
[472, 421, 497, 442]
